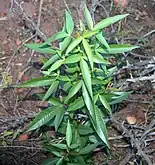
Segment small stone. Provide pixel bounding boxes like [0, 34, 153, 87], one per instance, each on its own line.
[126, 116, 137, 125]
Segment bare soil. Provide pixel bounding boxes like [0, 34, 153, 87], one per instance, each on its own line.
[0, 0, 154, 164]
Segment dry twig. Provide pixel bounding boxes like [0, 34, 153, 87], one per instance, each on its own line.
[13, 0, 46, 40]
[127, 75, 155, 82]
[111, 116, 153, 165]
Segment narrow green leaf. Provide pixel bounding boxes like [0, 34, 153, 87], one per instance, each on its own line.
[58, 122, 67, 134]
[93, 106, 109, 147]
[82, 39, 93, 70]
[94, 94, 99, 104]
[94, 54, 111, 64]
[63, 81, 72, 92]
[82, 30, 98, 38]
[15, 77, 54, 87]
[107, 66, 117, 76]
[65, 36, 83, 55]
[80, 58, 93, 98]
[66, 120, 72, 147]
[92, 77, 111, 85]
[56, 158, 63, 165]
[64, 54, 82, 64]
[52, 151, 62, 157]
[78, 124, 94, 135]
[67, 163, 85, 165]
[48, 97, 62, 106]
[67, 97, 84, 111]
[42, 54, 60, 69]
[82, 83, 95, 119]
[79, 19, 86, 32]
[84, 5, 93, 29]
[66, 67, 78, 73]
[51, 143, 67, 150]
[96, 32, 109, 48]
[93, 14, 129, 31]
[27, 106, 62, 131]
[43, 81, 59, 101]
[43, 31, 69, 46]
[110, 91, 131, 104]
[78, 136, 88, 150]
[65, 10, 74, 34]
[92, 78, 103, 85]
[48, 59, 64, 73]
[58, 75, 70, 81]
[97, 44, 139, 54]
[25, 44, 56, 54]
[71, 74, 78, 81]
[59, 36, 72, 51]
[3, 131, 13, 137]
[75, 156, 87, 165]
[42, 157, 59, 165]
[99, 95, 112, 114]
[65, 80, 82, 103]
[41, 71, 55, 76]
[69, 144, 79, 149]
[54, 107, 64, 131]
[79, 143, 99, 155]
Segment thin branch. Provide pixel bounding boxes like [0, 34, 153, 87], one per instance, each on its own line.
[13, 0, 47, 41]
[127, 75, 155, 82]
[0, 145, 43, 150]
[120, 150, 133, 165]
[37, 0, 44, 27]
[111, 116, 153, 165]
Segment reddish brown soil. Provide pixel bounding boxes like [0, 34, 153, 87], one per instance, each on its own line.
[0, 0, 154, 164]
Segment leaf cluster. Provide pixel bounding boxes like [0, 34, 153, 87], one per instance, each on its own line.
[16, 5, 138, 165]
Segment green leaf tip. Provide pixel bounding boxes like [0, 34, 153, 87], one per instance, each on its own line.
[65, 10, 74, 34]
[84, 4, 93, 30]
[93, 14, 129, 31]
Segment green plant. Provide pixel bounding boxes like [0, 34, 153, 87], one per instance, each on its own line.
[15, 5, 138, 164]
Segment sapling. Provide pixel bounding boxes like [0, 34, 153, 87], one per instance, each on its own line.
[16, 5, 138, 164]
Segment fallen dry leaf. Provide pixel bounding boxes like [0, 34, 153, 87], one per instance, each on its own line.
[114, 0, 128, 8]
[18, 134, 29, 141]
[16, 38, 22, 46]
[15, 88, 25, 93]
[126, 116, 137, 125]
[22, 75, 29, 81]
